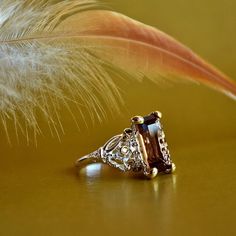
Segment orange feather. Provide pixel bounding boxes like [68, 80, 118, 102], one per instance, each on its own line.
[57, 10, 236, 98]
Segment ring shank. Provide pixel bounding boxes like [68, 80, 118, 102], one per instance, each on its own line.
[75, 154, 102, 169]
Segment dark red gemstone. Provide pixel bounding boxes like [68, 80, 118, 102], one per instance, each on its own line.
[135, 114, 172, 173]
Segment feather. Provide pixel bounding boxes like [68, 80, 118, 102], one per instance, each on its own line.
[60, 10, 236, 97]
[0, 0, 235, 142]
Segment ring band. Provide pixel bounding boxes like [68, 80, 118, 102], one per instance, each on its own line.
[75, 111, 176, 179]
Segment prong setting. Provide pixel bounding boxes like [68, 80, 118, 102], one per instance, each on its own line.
[145, 168, 158, 179]
[165, 163, 176, 174]
[131, 116, 144, 125]
[152, 111, 162, 119]
[171, 163, 176, 173]
[123, 128, 132, 135]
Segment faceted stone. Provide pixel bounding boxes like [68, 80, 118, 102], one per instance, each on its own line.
[135, 114, 172, 173]
[120, 146, 129, 155]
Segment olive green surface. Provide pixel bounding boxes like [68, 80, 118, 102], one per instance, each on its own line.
[0, 0, 236, 235]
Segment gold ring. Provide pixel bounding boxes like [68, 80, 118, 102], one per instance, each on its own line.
[75, 111, 176, 179]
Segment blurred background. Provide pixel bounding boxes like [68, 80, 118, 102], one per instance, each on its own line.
[0, 0, 236, 235]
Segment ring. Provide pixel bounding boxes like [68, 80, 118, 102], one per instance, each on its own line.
[75, 111, 176, 179]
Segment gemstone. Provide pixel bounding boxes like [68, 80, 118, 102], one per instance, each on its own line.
[120, 146, 129, 155]
[135, 114, 172, 173]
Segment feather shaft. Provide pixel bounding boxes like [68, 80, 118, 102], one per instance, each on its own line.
[0, 1, 235, 141]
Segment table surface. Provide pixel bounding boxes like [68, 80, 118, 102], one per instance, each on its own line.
[0, 0, 236, 235]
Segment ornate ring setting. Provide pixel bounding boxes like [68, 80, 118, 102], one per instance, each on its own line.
[75, 111, 176, 179]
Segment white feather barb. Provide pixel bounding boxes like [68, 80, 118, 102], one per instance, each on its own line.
[1, 0, 235, 143]
[0, 0, 122, 143]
